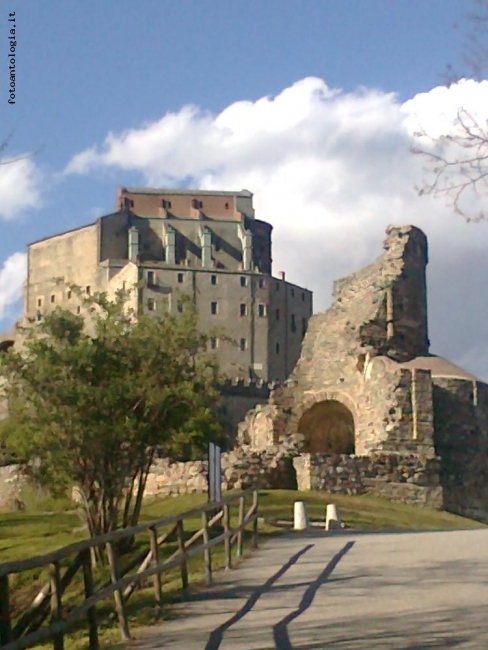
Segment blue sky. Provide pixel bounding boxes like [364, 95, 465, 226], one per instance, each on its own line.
[3, 0, 488, 378]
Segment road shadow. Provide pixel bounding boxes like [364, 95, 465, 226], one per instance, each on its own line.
[204, 541, 354, 650]
[272, 541, 354, 650]
[203, 543, 314, 650]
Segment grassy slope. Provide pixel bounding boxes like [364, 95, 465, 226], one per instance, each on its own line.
[0, 490, 485, 649]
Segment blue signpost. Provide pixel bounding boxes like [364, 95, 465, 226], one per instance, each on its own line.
[208, 442, 222, 503]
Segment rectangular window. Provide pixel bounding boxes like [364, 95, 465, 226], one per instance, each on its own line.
[36, 312, 42, 322]
[291, 314, 296, 333]
[276, 342, 280, 354]
[302, 317, 308, 336]
[162, 199, 172, 209]
[50, 294, 55, 303]
[276, 282, 280, 291]
[147, 298, 155, 311]
[276, 308, 280, 321]
[240, 338, 247, 351]
[211, 275, 217, 285]
[177, 272, 184, 283]
[67, 290, 72, 300]
[86, 286, 91, 295]
[258, 304, 266, 318]
[210, 336, 218, 350]
[147, 271, 155, 286]
[240, 276, 247, 287]
[258, 278, 266, 289]
[211, 301, 218, 315]
[225, 202, 229, 209]
[240, 303, 247, 317]
[302, 292, 305, 301]
[37, 297, 42, 308]
[192, 198, 203, 209]
[291, 288, 295, 297]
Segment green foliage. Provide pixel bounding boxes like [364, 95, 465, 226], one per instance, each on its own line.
[0, 284, 222, 536]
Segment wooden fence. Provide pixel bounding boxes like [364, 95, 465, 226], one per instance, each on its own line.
[0, 488, 259, 649]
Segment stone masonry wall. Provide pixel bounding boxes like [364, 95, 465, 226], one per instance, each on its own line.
[145, 446, 297, 498]
[433, 378, 488, 522]
[294, 452, 442, 508]
[237, 225, 436, 461]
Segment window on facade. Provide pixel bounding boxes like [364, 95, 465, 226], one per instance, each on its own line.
[291, 288, 295, 297]
[210, 336, 218, 350]
[258, 304, 266, 318]
[76, 306, 81, 314]
[211, 301, 218, 315]
[177, 273, 184, 283]
[67, 290, 72, 300]
[276, 308, 280, 321]
[86, 286, 91, 295]
[258, 278, 266, 289]
[50, 294, 55, 303]
[240, 338, 247, 351]
[147, 298, 155, 311]
[36, 312, 42, 322]
[276, 282, 280, 291]
[225, 202, 229, 209]
[276, 342, 280, 354]
[240, 276, 247, 287]
[192, 198, 203, 209]
[291, 314, 296, 333]
[211, 275, 217, 285]
[162, 199, 172, 209]
[302, 292, 305, 301]
[240, 303, 247, 317]
[37, 297, 42, 308]
[302, 317, 308, 336]
[147, 271, 155, 286]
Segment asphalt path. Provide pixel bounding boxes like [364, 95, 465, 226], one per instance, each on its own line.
[123, 528, 488, 649]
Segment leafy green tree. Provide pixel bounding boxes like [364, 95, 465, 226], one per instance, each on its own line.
[0, 285, 222, 538]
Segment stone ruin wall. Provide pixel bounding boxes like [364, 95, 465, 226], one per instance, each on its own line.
[432, 378, 488, 521]
[236, 225, 441, 508]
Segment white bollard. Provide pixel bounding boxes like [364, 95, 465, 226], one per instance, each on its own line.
[325, 503, 341, 531]
[294, 501, 309, 531]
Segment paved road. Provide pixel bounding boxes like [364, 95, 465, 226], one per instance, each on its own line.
[124, 528, 488, 649]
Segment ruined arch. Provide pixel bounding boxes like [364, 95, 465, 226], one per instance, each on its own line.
[297, 398, 355, 454]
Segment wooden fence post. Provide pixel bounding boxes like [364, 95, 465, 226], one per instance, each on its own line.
[237, 496, 245, 557]
[252, 490, 259, 549]
[223, 503, 232, 570]
[50, 561, 64, 650]
[202, 510, 213, 586]
[149, 526, 163, 609]
[0, 575, 12, 645]
[176, 519, 189, 596]
[106, 542, 131, 641]
[81, 549, 99, 650]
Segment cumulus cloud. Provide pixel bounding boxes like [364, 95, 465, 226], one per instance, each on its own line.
[0, 156, 42, 219]
[66, 77, 488, 379]
[0, 252, 27, 321]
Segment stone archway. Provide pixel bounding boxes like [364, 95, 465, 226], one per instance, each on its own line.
[297, 399, 355, 454]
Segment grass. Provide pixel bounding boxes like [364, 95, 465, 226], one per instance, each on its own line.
[0, 489, 485, 649]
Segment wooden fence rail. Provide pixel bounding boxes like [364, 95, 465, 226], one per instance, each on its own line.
[0, 488, 259, 650]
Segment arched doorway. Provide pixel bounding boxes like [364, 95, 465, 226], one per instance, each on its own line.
[297, 399, 355, 454]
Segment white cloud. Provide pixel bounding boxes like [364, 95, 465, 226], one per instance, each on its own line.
[0, 156, 42, 219]
[66, 77, 488, 379]
[0, 252, 27, 321]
